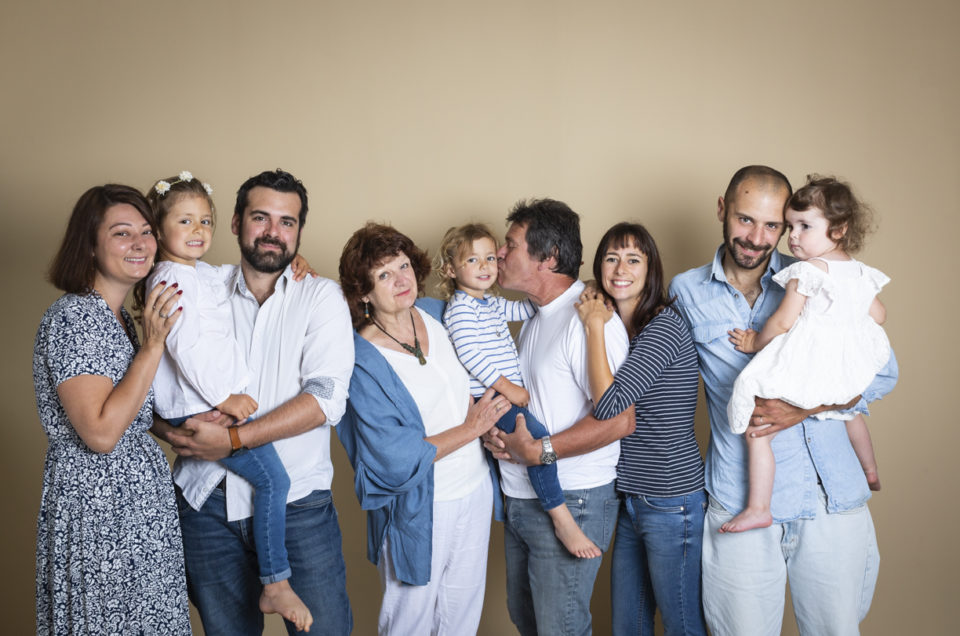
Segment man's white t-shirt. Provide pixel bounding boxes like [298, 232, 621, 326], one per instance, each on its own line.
[498, 280, 629, 498]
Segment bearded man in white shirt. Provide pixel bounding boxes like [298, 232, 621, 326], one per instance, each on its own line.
[485, 198, 634, 635]
[155, 169, 355, 636]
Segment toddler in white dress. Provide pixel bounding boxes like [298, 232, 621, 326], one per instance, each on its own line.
[724, 175, 891, 533]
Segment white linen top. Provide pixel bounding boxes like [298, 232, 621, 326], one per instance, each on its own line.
[173, 266, 355, 521]
[147, 260, 249, 419]
[375, 308, 488, 502]
[499, 280, 629, 498]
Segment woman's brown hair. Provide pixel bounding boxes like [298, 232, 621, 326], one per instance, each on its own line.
[339, 223, 431, 329]
[48, 184, 156, 304]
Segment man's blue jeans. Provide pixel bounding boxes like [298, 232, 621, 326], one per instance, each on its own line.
[504, 481, 619, 635]
[177, 487, 352, 636]
[169, 415, 291, 583]
[496, 403, 565, 510]
[611, 491, 707, 636]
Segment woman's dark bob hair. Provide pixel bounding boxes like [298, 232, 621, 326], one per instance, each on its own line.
[48, 184, 155, 298]
[339, 222, 431, 329]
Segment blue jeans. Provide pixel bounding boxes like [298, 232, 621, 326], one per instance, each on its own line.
[611, 491, 707, 636]
[496, 403, 565, 510]
[177, 488, 352, 636]
[504, 481, 619, 636]
[701, 490, 879, 636]
[170, 415, 291, 583]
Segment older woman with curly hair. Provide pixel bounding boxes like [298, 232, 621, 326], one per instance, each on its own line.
[337, 222, 507, 635]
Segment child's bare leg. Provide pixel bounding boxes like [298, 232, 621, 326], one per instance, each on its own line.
[547, 504, 602, 558]
[846, 414, 881, 491]
[721, 433, 775, 533]
[259, 579, 313, 632]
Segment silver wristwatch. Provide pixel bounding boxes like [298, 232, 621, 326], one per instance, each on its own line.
[540, 436, 557, 465]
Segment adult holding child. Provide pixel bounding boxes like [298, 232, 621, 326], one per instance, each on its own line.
[34, 184, 190, 634]
[577, 222, 707, 635]
[337, 223, 507, 635]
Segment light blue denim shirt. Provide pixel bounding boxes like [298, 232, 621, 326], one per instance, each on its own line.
[669, 247, 898, 522]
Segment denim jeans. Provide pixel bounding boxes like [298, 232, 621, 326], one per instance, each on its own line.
[170, 415, 291, 583]
[178, 488, 352, 636]
[701, 489, 879, 636]
[504, 481, 619, 636]
[611, 491, 707, 636]
[496, 403, 565, 510]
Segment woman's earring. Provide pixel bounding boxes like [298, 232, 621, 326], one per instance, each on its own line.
[364, 301, 370, 320]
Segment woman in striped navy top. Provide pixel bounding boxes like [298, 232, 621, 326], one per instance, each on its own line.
[577, 222, 706, 635]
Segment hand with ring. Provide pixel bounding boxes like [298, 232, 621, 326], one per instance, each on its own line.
[141, 280, 182, 353]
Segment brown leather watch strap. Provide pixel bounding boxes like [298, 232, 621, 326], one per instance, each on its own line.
[228, 426, 243, 452]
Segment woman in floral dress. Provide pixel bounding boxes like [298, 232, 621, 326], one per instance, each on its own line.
[33, 184, 191, 634]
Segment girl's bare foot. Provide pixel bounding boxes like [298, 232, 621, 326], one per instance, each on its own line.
[548, 505, 602, 558]
[720, 507, 772, 533]
[259, 580, 313, 632]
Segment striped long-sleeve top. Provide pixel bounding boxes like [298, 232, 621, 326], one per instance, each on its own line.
[594, 305, 705, 497]
[442, 290, 537, 398]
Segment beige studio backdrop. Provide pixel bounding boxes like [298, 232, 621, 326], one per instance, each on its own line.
[1, 1, 956, 634]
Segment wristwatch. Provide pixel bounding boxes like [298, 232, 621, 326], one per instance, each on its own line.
[228, 426, 247, 456]
[540, 436, 557, 465]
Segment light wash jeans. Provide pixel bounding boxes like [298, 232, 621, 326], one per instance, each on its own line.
[611, 491, 707, 636]
[177, 488, 352, 636]
[702, 489, 879, 636]
[504, 481, 619, 636]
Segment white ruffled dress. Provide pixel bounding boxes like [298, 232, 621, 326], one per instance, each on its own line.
[727, 259, 891, 434]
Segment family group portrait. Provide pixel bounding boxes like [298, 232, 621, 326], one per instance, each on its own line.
[2, 1, 954, 634]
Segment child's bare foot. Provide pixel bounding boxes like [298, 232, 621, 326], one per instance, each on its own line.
[866, 470, 882, 491]
[548, 505, 602, 558]
[259, 580, 313, 632]
[720, 507, 772, 533]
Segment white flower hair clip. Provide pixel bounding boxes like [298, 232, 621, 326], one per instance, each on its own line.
[153, 170, 211, 197]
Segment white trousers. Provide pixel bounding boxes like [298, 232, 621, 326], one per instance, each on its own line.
[702, 489, 879, 636]
[378, 475, 493, 636]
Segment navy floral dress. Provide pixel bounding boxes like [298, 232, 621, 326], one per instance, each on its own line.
[33, 293, 190, 635]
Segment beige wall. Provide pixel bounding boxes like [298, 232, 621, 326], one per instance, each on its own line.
[2, 1, 956, 633]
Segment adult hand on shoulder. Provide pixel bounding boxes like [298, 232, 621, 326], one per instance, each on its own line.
[575, 296, 614, 327]
[166, 409, 235, 460]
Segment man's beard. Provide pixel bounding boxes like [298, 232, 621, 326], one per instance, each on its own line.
[240, 236, 298, 273]
[723, 223, 773, 270]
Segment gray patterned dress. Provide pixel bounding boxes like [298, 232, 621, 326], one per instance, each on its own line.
[33, 293, 191, 635]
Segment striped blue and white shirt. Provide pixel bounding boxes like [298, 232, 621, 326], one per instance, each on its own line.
[442, 291, 537, 398]
[594, 305, 705, 497]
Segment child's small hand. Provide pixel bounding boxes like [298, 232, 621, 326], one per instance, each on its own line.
[291, 254, 318, 281]
[728, 328, 758, 353]
[506, 385, 530, 408]
[216, 394, 258, 421]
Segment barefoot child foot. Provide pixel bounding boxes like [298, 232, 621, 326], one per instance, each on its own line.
[548, 504, 602, 558]
[720, 507, 773, 533]
[260, 580, 313, 632]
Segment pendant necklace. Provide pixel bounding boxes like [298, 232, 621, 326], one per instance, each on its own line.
[372, 310, 427, 365]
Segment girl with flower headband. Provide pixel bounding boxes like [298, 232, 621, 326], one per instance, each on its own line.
[145, 171, 314, 631]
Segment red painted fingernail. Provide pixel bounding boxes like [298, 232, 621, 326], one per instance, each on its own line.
[159, 280, 167, 285]
[178, 307, 183, 312]
[177, 290, 183, 295]
[171, 283, 178, 288]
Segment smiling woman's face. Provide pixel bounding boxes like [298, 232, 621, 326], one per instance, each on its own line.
[600, 241, 648, 305]
[93, 203, 156, 291]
